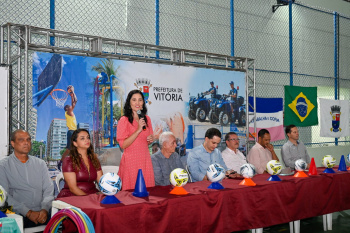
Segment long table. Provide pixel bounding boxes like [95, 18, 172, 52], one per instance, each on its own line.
[55, 168, 350, 233]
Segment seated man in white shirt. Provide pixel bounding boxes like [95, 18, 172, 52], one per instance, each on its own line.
[222, 132, 246, 173]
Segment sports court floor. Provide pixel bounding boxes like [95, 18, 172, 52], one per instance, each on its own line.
[234, 210, 350, 233]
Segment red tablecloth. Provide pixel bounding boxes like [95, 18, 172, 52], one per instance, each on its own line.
[57, 168, 350, 233]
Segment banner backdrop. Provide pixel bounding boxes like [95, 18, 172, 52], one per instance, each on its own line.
[284, 86, 318, 127]
[319, 99, 350, 137]
[32, 53, 246, 159]
[248, 97, 284, 142]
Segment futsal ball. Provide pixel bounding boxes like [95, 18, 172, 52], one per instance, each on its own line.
[322, 155, 336, 168]
[346, 153, 350, 163]
[0, 185, 6, 207]
[295, 159, 307, 171]
[206, 163, 226, 182]
[99, 172, 122, 196]
[266, 160, 282, 175]
[169, 168, 189, 187]
[240, 163, 256, 178]
[67, 85, 74, 93]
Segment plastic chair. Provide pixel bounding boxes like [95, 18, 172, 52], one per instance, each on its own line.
[55, 173, 64, 192]
[101, 165, 119, 174]
[323, 213, 333, 231]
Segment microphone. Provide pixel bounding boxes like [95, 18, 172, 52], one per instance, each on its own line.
[137, 110, 146, 131]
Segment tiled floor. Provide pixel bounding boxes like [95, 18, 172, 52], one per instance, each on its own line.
[233, 210, 350, 233]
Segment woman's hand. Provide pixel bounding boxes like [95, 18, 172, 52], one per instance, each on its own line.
[147, 134, 154, 144]
[137, 118, 146, 133]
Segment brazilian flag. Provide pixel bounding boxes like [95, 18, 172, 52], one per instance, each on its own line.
[284, 86, 318, 126]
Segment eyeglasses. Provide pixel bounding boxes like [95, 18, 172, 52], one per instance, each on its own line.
[227, 138, 239, 141]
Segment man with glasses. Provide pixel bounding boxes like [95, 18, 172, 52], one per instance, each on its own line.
[222, 132, 246, 172]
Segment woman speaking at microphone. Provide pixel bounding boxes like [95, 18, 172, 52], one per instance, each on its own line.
[117, 89, 155, 190]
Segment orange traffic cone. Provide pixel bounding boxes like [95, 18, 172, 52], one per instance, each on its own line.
[169, 186, 189, 195]
[294, 171, 308, 178]
[239, 178, 256, 186]
[308, 157, 318, 176]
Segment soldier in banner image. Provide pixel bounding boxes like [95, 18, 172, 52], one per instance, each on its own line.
[281, 125, 310, 170]
[204, 81, 216, 98]
[61, 85, 78, 161]
[228, 81, 238, 118]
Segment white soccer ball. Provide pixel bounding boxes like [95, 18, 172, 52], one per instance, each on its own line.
[346, 154, 350, 163]
[99, 172, 122, 196]
[240, 163, 256, 178]
[322, 155, 336, 168]
[169, 168, 189, 187]
[266, 160, 282, 175]
[295, 159, 307, 171]
[0, 185, 6, 207]
[206, 163, 226, 183]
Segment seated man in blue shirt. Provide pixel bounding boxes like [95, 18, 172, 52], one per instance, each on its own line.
[187, 128, 238, 182]
[151, 132, 185, 186]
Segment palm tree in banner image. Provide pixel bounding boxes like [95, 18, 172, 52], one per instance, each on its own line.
[92, 59, 124, 145]
[91, 58, 125, 116]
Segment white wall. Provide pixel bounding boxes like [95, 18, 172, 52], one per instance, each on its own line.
[302, 0, 350, 16]
[275, 145, 350, 167]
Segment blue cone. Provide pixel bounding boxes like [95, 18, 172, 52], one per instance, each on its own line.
[208, 182, 224, 190]
[101, 195, 121, 204]
[0, 211, 6, 218]
[267, 175, 281, 181]
[338, 155, 347, 171]
[132, 169, 149, 197]
[323, 168, 335, 173]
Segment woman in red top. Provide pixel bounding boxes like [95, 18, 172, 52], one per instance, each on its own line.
[57, 129, 102, 197]
[117, 89, 155, 190]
